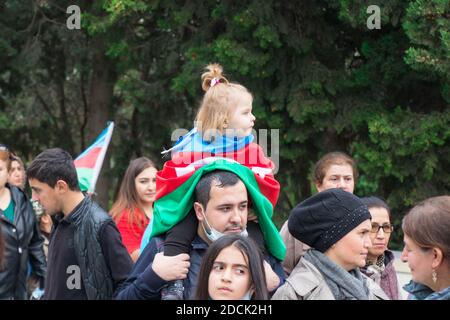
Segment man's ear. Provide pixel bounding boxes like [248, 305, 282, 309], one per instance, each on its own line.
[194, 202, 205, 221]
[55, 180, 69, 194]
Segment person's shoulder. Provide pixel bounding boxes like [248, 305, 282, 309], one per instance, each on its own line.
[191, 235, 208, 249]
[114, 208, 132, 225]
[246, 142, 275, 168]
[293, 259, 326, 285]
[271, 280, 298, 300]
[271, 259, 320, 300]
[289, 259, 319, 279]
[9, 184, 34, 213]
[383, 250, 396, 265]
[245, 142, 264, 154]
[87, 197, 112, 221]
[9, 184, 29, 203]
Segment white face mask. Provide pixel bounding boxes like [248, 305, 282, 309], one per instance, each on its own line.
[201, 211, 248, 242]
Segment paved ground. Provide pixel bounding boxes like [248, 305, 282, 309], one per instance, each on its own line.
[392, 250, 412, 299]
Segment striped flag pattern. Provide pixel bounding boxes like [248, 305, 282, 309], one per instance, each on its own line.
[74, 122, 114, 193]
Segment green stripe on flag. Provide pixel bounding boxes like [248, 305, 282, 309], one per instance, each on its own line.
[151, 160, 286, 261]
[76, 167, 93, 192]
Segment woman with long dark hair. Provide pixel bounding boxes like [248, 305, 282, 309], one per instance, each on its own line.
[195, 234, 269, 300]
[110, 157, 157, 262]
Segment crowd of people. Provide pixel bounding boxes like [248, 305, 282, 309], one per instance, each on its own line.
[0, 64, 449, 301]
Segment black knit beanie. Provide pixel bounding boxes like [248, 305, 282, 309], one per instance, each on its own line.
[288, 188, 371, 253]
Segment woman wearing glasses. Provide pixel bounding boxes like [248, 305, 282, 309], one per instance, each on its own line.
[0, 145, 46, 299]
[401, 196, 450, 300]
[360, 197, 401, 300]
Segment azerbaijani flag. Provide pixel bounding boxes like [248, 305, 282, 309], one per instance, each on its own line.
[74, 122, 114, 193]
[150, 145, 285, 261]
[160, 143, 280, 207]
[160, 128, 280, 207]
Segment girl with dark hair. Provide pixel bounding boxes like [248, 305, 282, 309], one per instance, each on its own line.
[401, 196, 450, 300]
[360, 196, 401, 300]
[195, 234, 269, 300]
[110, 157, 157, 262]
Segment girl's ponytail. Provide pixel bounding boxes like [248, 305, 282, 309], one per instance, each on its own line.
[201, 63, 229, 92]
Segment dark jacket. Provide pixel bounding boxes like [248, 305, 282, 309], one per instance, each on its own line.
[0, 227, 4, 267]
[0, 184, 47, 299]
[52, 196, 129, 300]
[115, 235, 286, 300]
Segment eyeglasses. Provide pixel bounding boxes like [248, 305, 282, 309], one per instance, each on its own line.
[371, 223, 394, 233]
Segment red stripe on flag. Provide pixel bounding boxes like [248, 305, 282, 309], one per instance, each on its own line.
[155, 143, 280, 207]
[74, 147, 102, 168]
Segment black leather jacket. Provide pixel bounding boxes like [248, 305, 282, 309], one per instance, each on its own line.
[60, 196, 115, 299]
[0, 184, 47, 299]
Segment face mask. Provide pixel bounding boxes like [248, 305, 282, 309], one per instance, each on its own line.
[201, 212, 248, 242]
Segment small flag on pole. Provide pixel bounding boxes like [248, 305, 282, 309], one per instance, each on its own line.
[74, 122, 114, 193]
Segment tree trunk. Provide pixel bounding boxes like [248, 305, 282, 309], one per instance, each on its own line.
[86, 38, 117, 210]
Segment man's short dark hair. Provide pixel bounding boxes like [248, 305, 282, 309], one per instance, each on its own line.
[195, 170, 243, 209]
[26, 148, 80, 191]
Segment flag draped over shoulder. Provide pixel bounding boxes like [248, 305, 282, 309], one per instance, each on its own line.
[74, 122, 114, 193]
[159, 142, 280, 207]
[151, 157, 285, 261]
[160, 128, 280, 207]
